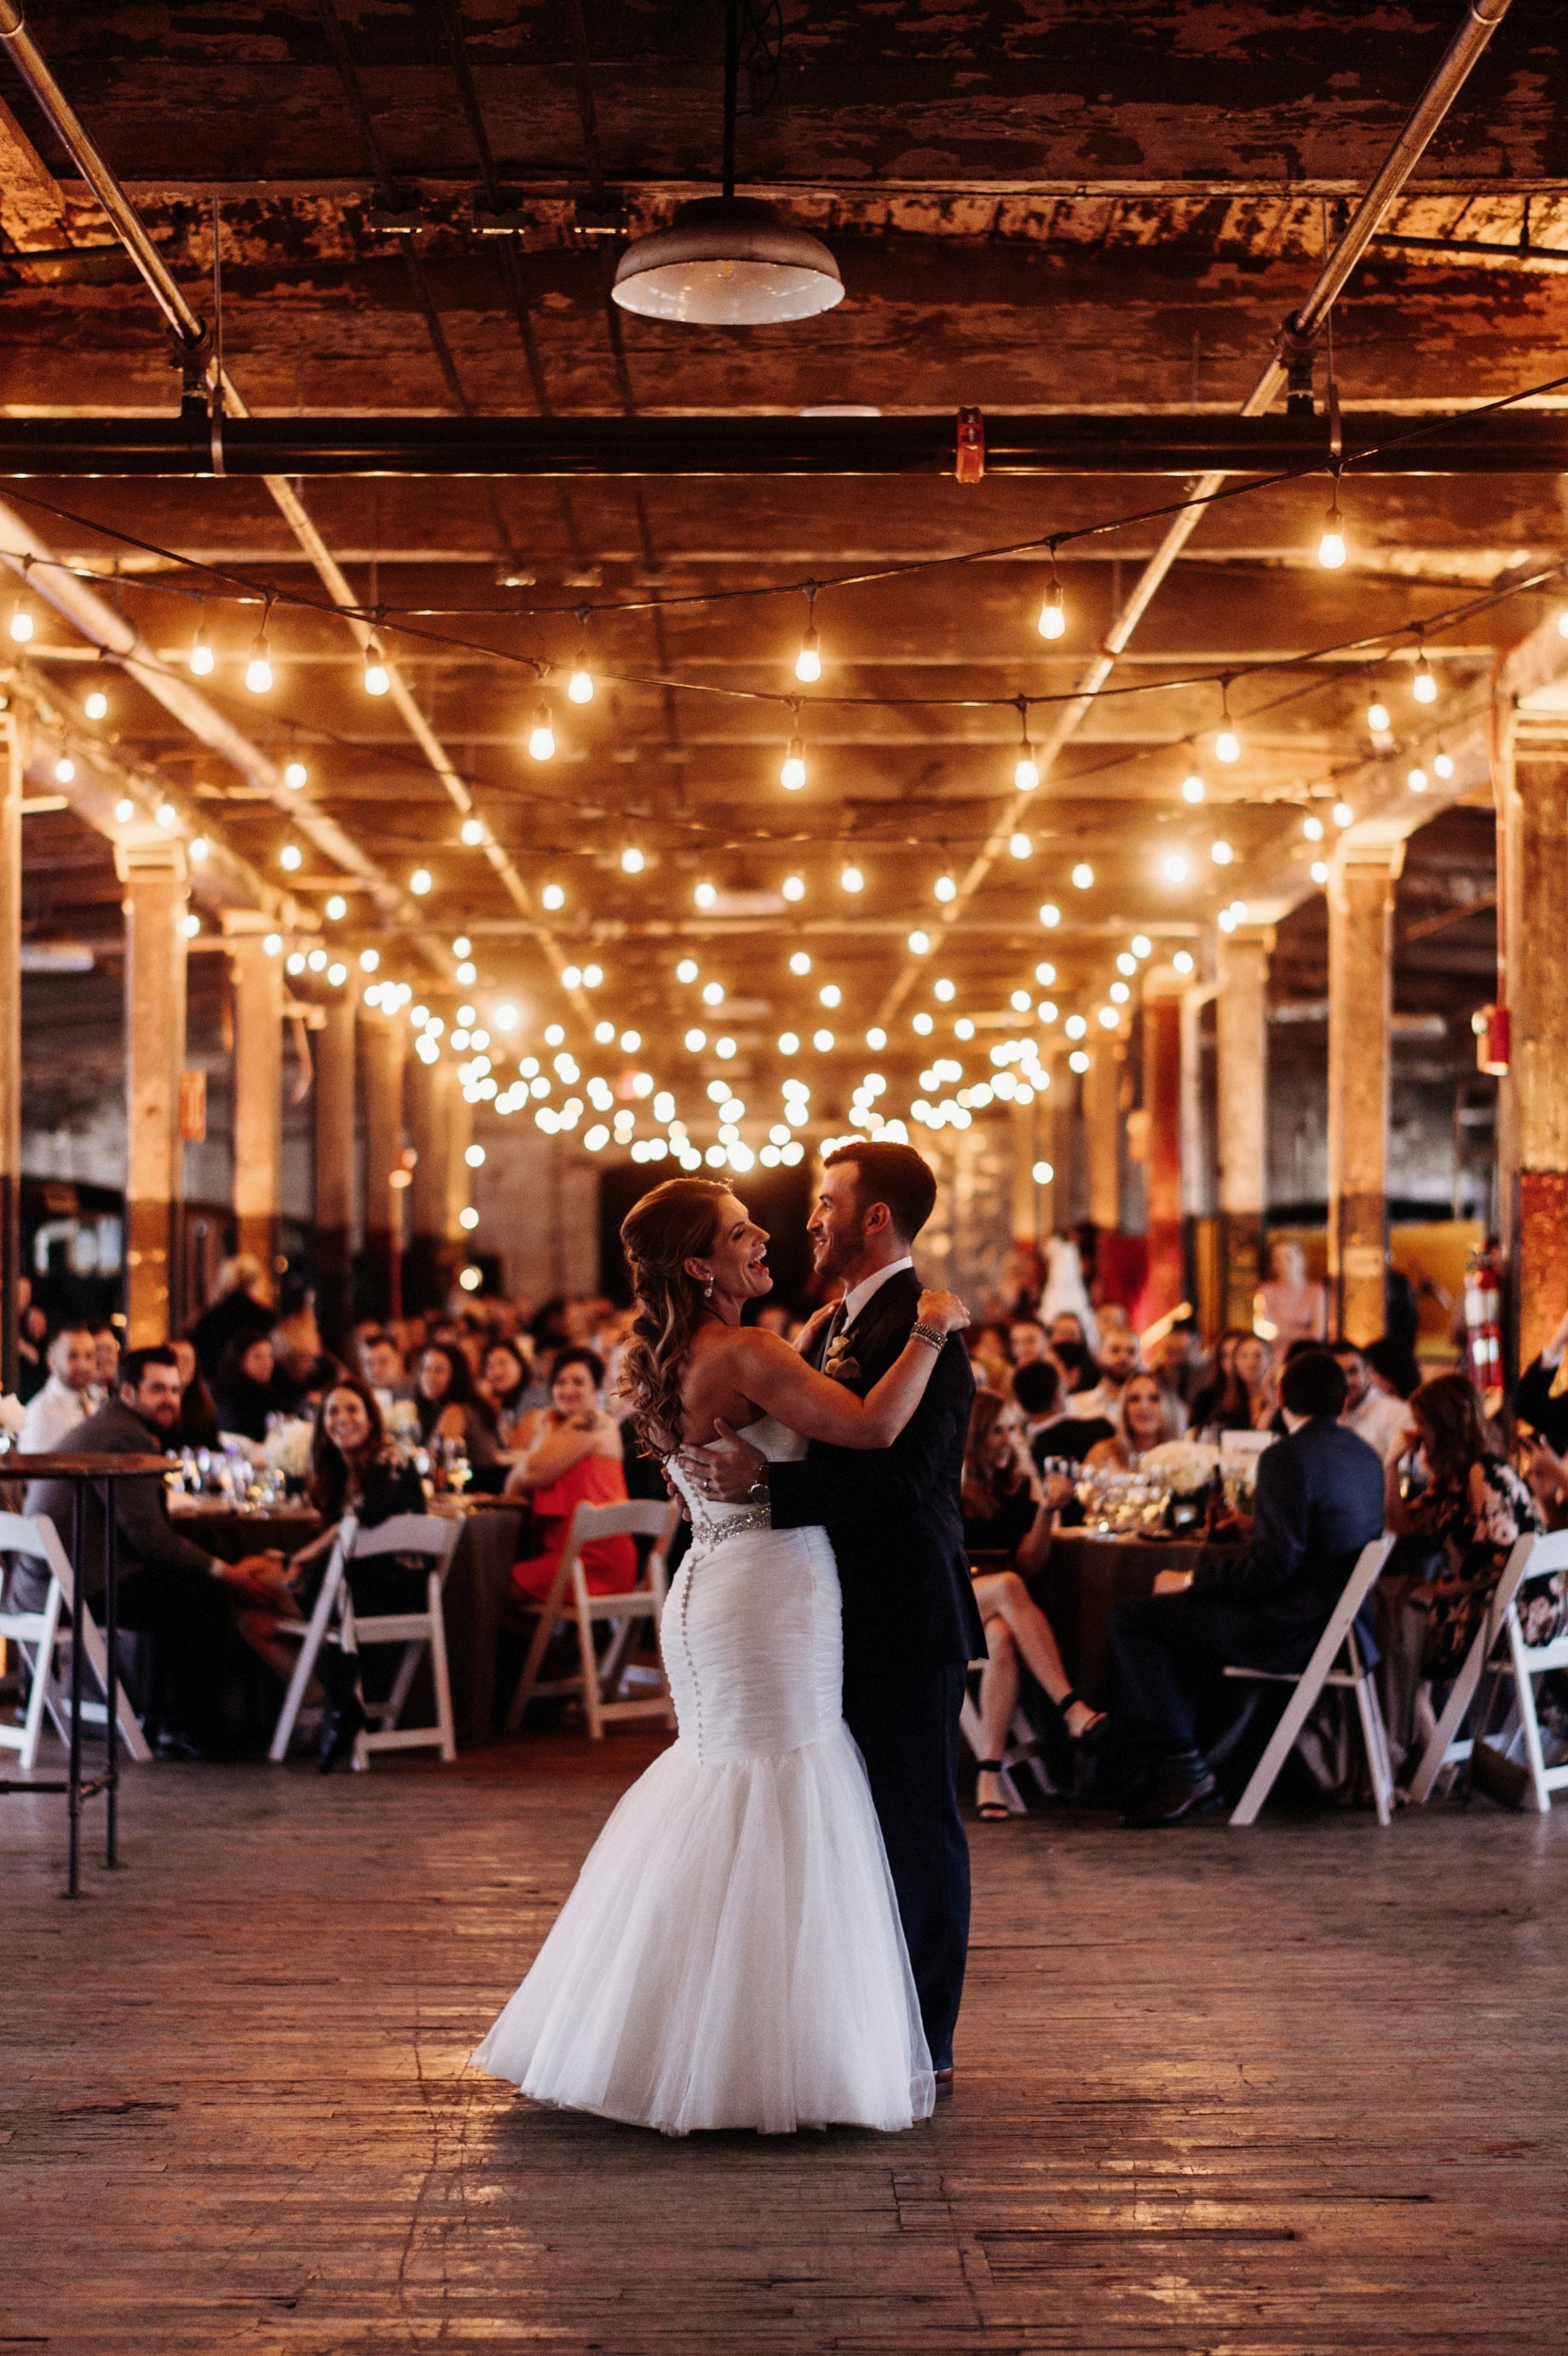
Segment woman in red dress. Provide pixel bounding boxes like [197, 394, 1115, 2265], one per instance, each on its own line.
[505, 1346, 636, 1603]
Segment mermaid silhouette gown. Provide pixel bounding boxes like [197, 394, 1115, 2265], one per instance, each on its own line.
[472, 1415, 934, 2134]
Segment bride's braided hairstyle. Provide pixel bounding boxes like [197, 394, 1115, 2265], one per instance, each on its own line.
[620, 1176, 733, 1457]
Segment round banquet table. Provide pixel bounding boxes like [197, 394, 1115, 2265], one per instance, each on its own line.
[169, 1498, 523, 1746]
[1027, 1531, 1248, 1711]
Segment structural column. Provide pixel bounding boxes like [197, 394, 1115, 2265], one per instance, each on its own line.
[1141, 979, 1185, 1325]
[406, 1049, 472, 1313]
[314, 991, 356, 1353]
[1328, 838, 1404, 1346]
[1216, 927, 1271, 1331]
[360, 1010, 406, 1322]
[1506, 748, 1568, 1367]
[119, 837, 189, 1343]
[225, 918, 284, 1288]
[1084, 1038, 1121, 1236]
[0, 713, 20, 1387]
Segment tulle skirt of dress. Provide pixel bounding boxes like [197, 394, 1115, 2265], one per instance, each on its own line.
[472, 1514, 934, 2135]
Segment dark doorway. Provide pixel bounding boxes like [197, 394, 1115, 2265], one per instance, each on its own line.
[597, 1163, 816, 1316]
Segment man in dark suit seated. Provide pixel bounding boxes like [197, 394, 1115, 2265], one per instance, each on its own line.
[1107, 1349, 1385, 1826]
[17, 1345, 290, 1758]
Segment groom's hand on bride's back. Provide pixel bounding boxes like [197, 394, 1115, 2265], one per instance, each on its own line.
[675, 1417, 767, 1504]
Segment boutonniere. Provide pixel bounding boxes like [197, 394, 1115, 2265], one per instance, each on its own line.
[826, 1353, 862, 1384]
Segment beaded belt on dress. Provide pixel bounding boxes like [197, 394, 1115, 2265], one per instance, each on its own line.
[683, 1499, 773, 1552]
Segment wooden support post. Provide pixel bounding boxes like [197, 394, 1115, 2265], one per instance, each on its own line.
[1507, 748, 1568, 1368]
[1142, 982, 1184, 1325]
[118, 837, 189, 1344]
[360, 1011, 405, 1322]
[314, 992, 356, 1354]
[1084, 1038, 1121, 1235]
[1216, 927, 1272, 1331]
[1329, 839, 1404, 1347]
[0, 711, 20, 1388]
[406, 1051, 471, 1312]
[1009, 1097, 1039, 1247]
[225, 920, 284, 1291]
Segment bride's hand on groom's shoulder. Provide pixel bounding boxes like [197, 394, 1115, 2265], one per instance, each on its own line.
[916, 1288, 971, 1336]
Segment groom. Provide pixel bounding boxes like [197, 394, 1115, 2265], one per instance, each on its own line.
[683, 1141, 983, 2086]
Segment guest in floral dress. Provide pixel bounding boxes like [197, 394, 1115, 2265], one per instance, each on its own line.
[1381, 1371, 1543, 1770]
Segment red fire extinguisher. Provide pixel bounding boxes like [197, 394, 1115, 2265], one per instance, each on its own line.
[1462, 1244, 1503, 1409]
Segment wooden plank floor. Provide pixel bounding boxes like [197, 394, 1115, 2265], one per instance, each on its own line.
[5, 1737, 1567, 2353]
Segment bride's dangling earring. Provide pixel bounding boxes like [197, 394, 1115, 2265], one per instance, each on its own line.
[702, 1278, 714, 1300]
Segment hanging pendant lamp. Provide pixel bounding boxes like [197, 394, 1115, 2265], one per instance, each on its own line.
[611, 3, 841, 326]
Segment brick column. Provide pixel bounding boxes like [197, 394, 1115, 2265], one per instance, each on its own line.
[1141, 979, 1184, 1324]
[1216, 927, 1271, 1330]
[225, 919, 284, 1285]
[1508, 748, 1568, 1366]
[119, 839, 189, 1343]
[0, 713, 20, 1385]
[360, 1010, 406, 1322]
[314, 991, 356, 1353]
[1328, 839, 1404, 1345]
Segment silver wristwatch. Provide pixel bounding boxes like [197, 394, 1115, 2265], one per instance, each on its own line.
[745, 1472, 770, 1505]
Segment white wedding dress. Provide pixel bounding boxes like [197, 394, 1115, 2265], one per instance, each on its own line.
[472, 1414, 934, 2135]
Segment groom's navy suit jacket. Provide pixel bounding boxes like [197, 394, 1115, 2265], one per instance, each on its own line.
[768, 1267, 985, 1669]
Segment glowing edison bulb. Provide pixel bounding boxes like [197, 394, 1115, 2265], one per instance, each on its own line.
[460, 817, 485, 846]
[280, 841, 303, 872]
[1433, 748, 1456, 782]
[1015, 750, 1040, 792]
[839, 864, 864, 894]
[620, 846, 645, 875]
[780, 737, 807, 792]
[567, 632, 594, 703]
[364, 642, 390, 696]
[245, 630, 273, 694]
[189, 617, 215, 675]
[1407, 765, 1428, 794]
[1366, 697, 1391, 735]
[1071, 862, 1094, 890]
[793, 625, 821, 684]
[1037, 579, 1065, 640]
[1009, 832, 1032, 860]
[54, 756, 75, 784]
[1214, 725, 1240, 765]
[528, 704, 556, 761]
[285, 760, 310, 793]
[84, 689, 108, 722]
[1413, 652, 1438, 705]
[1317, 500, 1346, 569]
[9, 596, 32, 644]
[1181, 771, 1205, 804]
[933, 874, 958, 904]
[781, 874, 805, 902]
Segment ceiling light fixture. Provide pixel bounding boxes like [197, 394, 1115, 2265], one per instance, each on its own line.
[363, 638, 390, 696]
[245, 598, 274, 694]
[528, 703, 556, 761]
[780, 705, 808, 792]
[1214, 674, 1240, 765]
[567, 609, 595, 704]
[189, 609, 214, 675]
[1412, 643, 1438, 705]
[793, 582, 822, 683]
[1036, 544, 1065, 641]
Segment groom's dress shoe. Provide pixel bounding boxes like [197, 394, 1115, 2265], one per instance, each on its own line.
[1120, 1766, 1222, 1828]
[933, 2067, 954, 2099]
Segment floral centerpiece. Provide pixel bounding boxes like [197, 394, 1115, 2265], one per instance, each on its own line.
[1140, 1438, 1222, 1534]
[262, 1416, 314, 1488]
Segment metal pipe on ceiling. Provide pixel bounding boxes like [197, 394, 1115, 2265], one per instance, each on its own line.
[0, 412, 1559, 476]
[873, 0, 1518, 1027]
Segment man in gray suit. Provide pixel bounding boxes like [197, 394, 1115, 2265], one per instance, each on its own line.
[17, 1345, 289, 1758]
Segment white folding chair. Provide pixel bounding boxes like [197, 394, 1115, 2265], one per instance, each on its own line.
[1408, 1530, 1568, 1811]
[1226, 1535, 1398, 1827]
[268, 1512, 463, 1768]
[505, 1499, 679, 1739]
[959, 1665, 1056, 1811]
[0, 1510, 150, 1770]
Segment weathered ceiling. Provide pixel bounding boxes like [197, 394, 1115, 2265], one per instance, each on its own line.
[9, 0, 1560, 1146]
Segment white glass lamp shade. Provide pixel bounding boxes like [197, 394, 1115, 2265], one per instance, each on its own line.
[612, 199, 844, 325]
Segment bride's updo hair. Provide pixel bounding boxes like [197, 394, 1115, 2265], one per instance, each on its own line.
[620, 1176, 733, 1456]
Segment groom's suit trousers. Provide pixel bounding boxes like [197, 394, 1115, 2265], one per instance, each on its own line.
[841, 1656, 969, 2075]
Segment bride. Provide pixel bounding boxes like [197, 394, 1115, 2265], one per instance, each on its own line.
[472, 1175, 970, 2135]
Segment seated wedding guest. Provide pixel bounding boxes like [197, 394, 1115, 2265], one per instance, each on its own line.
[504, 1346, 637, 1605]
[19, 1324, 101, 1452]
[960, 1388, 1104, 1821]
[92, 1323, 120, 1397]
[14, 1277, 45, 1400]
[1048, 1309, 1088, 1351]
[1008, 1317, 1052, 1371]
[1333, 1338, 1409, 1459]
[1013, 1357, 1112, 1468]
[17, 1347, 288, 1759]
[1365, 1333, 1421, 1404]
[479, 1337, 533, 1448]
[1107, 1349, 1383, 1825]
[1086, 1321, 1140, 1415]
[238, 1376, 428, 1770]
[190, 1253, 273, 1381]
[1382, 1371, 1541, 1593]
[1254, 1236, 1327, 1351]
[968, 1323, 1014, 1395]
[412, 1341, 499, 1469]
[1084, 1371, 1179, 1473]
[358, 1328, 412, 1414]
[1512, 1303, 1568, 1458]
[1146, 1317, 1202, 1420]
[170, 1337, 221, 1451]
[1191, 1330, 1273, 1434]
[213, 1332, 284, 1444]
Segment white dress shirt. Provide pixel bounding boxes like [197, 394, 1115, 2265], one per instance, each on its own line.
[20, 1374, 101, 1454]
[1344, 1385, 1409, 1459]
[838, 1256, 915, 1332]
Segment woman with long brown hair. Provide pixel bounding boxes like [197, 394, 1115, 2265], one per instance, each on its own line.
[475, 1172, 970, 2137]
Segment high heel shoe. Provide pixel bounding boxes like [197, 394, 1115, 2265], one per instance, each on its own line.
[973, 1761, 1012, 1822]
[316, 1644, 366, 1774]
